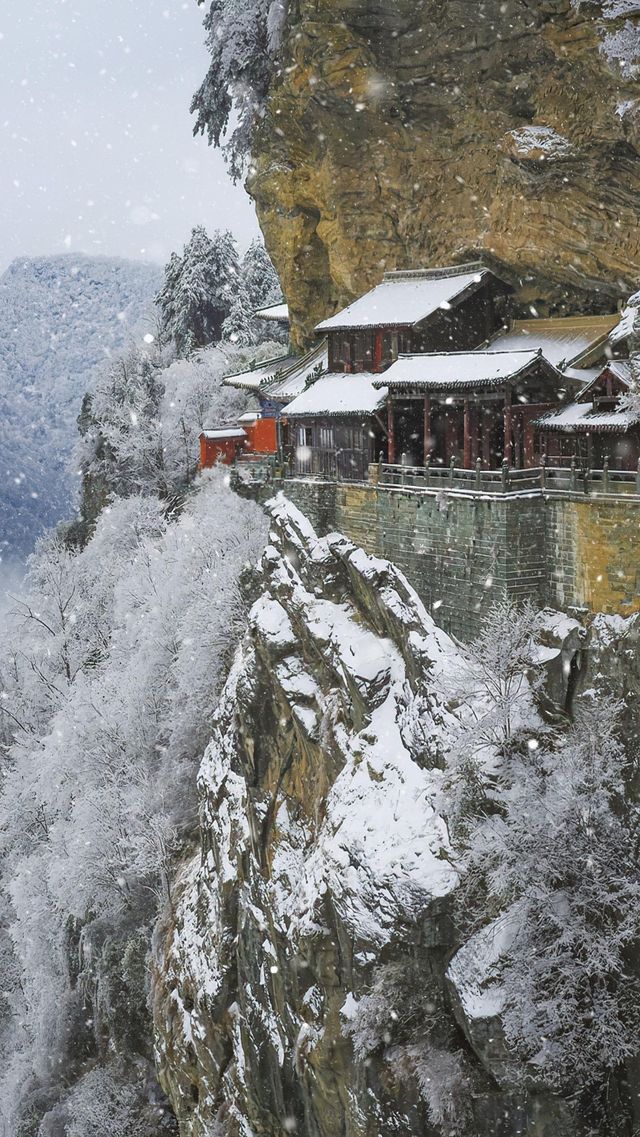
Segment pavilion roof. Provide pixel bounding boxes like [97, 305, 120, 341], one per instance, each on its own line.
[574, 359, 633, 402]
[222, 353, 296, 391]
[609, 293, 640, 345]
[374, 349, 568, 392]
[486, 314, 617, 369]
[315, 263, 498, 333]
[534, 402, 639, 433]
[254, 301, 289, 323]
[264, 340, 328, 401]
[283, 372, 387, 418]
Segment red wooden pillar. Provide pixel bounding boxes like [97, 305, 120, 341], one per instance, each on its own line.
[374, 330, 383, 372]
[481, 408, 492, 468]
[523, 410, 535, 469]
[444, 411, 457, 464]
[387, 398, 395, 464]
[423, 395, 431, 464]
[463, 399, 472, 469]
[503, 388, 512, 466]
[470, 405, 479, 466]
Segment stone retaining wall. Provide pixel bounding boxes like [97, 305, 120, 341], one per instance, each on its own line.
[252, 477, 640, 640]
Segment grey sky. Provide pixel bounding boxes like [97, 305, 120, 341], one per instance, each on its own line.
[0, 0, 260, 274]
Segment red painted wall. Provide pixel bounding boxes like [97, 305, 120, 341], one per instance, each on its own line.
[244, 417, 278, 453]
[199, 435, 243, 468]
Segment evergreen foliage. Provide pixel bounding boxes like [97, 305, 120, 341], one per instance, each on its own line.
[155, 226, 240, 355]
[155, 229, 284, 356]
[191, 0, 286, 176]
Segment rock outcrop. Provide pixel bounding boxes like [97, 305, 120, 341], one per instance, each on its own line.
[152, 497, 618, 1137]
[247, 0, 640, 347]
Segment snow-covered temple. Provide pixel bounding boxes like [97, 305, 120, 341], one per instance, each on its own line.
[203, 261, 640, 476]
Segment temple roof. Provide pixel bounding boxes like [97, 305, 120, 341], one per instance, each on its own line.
[315, 263, 497, 333]
[223, 342, 329, 400]
[575, 359, 633, 401]
[254, 301, 289, 323]
[609, 293, 640, 345]
[201, 427, 247, 440]
[264, 341, 328, 401]
[534, 402, 639, 433]
[374, 349, 566, 392]
[486, 314, 617, 369]
[283, 372, 387, 418]
[222, 353, 296, 391]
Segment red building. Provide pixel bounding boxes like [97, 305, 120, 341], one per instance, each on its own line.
[199, 427, 248, 468]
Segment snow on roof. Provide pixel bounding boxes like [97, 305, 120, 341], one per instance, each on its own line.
[375, 349, 557, 391]
[535, 402, 639, 433]
[237, 411, 260, 422]
[315, 263, 495, 333]
[607, 358, 634, 384]
[254, 301, 289, 323]
[577, 358, 633, 401]
[487, 315, 617, 368]
[610, 296, 640, 344]
[283, 372, 387, 418]
[263, 340, 329, 401]
[201, 427, 247, 440]
[222, 353, 297, 391]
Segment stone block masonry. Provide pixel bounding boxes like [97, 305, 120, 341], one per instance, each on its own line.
[249, 477, 640, 640]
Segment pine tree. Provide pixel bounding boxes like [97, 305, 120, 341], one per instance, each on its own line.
[191, 0, 285, 177]
[222, 283, 256, 347]
[155, 227, 240, 356]
[241, 238, 281, 310]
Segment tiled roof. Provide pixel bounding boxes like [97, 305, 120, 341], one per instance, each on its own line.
[283, 372, 387, 418]
[374, 349, 562, 391]
[315, 263, 495, 332]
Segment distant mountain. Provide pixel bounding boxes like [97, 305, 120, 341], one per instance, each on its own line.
[0, 254, 162, 556]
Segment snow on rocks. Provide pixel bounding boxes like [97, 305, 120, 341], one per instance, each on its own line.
[501, 125, 575, 162]
[446, 909, 524, 1089]
[154, 495, 470, 1135]
[154, 495, 609, 1136]
[600, 18, 640, 78]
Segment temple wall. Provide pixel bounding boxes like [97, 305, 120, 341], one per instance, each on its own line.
[254, 479, 640, 639]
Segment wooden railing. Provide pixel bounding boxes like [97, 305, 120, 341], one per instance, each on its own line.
[232, 451, 640, 499]
[373, 456, 640, 497]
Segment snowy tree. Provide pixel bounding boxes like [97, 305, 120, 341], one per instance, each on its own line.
[79, 346, 168, 500]
[222, 282, 256, 346]
[344, 962, 473, 1136]
[441, 599, 545, 845]
[155, 227, 240, 355]
[473, 702, 640, 1094]
[222, 240, 286, 347]
[443, 600, 640, 1099]
[153, 251, 183, 349]
[0, 473, 268, 1133]
[191, 0, 286, 177]
[77, 340, 273, 505]
[241, 238, 281, 311]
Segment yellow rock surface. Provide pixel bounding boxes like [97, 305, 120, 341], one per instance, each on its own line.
[247, 0, 640, 348]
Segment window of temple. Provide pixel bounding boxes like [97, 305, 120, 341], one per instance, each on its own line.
[319, 426, 335, 448]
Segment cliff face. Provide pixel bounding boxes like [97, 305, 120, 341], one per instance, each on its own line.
[152, 496, 625, 1137]
[247, 0, 640, 347]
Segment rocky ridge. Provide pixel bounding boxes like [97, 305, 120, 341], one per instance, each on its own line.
[152, 496, 620, 1137]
